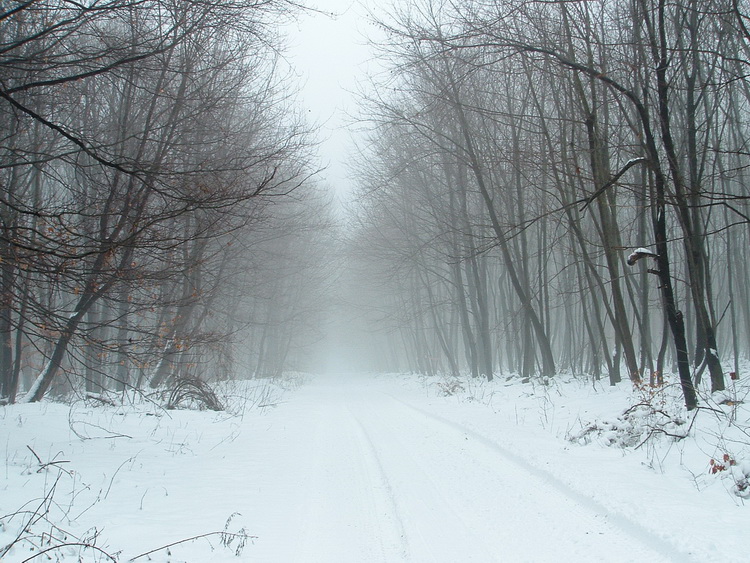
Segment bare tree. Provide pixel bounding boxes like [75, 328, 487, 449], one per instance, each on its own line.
[0, 0, 316, 402]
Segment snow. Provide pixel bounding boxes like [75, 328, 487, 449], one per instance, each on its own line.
[2, 371, 750, 562]
[627, 248, 658, 266]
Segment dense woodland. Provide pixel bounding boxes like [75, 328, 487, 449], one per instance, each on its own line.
[347, 0, 750, 409]
[2, 0, 750, 410]
[0, 0, 331, 404]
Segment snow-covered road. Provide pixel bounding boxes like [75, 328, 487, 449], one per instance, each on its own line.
[4, 373, 740, 562]
[241, 375, 683, 562]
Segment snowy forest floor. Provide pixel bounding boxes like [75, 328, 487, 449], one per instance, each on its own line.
[2, 370, 750, 562]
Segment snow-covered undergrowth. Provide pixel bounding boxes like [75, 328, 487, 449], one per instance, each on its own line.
[427, 365, 750, 502]
[568, 382, 690, 449]
[0, 375, 298, 562]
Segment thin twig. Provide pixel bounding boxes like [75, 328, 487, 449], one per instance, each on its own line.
[130, 531, 255, 561]
[22, 542, 118, 563]
[26, 445, 42, 465]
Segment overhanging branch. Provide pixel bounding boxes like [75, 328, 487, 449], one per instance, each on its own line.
[581, 157, 649, 211]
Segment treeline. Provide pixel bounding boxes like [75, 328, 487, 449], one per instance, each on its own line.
[350, 0, 750, 408]
[0, 1, 328, 403]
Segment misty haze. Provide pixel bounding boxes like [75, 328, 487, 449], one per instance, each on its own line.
[2, 0, 750, 561]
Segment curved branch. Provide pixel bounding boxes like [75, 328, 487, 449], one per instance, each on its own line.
[581, 157, 649, 211]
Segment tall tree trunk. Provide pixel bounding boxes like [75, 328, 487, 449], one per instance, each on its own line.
[648, 0, 724, 392]
[448, 91, 556, 376]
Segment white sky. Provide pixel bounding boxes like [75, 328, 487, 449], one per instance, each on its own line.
[285, 1, 378, 204]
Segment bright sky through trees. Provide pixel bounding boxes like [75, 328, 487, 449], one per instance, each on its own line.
[286, 1, 375, 204]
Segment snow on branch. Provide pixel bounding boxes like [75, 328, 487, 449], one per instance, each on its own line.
[627, 247, 659, 266]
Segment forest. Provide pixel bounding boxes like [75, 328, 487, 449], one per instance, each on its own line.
[1, 0, 749, 412]
[346, 0, 750, 411]
[0, 0, 332, 405]
[3, 1, 750, 560]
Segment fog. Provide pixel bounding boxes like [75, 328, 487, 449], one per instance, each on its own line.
[3, 4, 750, 561]
[1, 0, 749, 405]
[286, 0, 374, 205]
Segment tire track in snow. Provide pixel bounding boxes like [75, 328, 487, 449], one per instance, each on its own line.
[385, 392, 697, 563]
[347, 408, 411, 560]
[349, 400, 501, 562]
[293, 401, 410, 562]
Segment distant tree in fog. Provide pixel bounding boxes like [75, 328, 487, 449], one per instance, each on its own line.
[351, 0, 750, 408]
[0, 0, 319, 403]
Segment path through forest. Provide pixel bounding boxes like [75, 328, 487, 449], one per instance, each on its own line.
[4, 373, 734, 562]
[240, 375, 688, 562]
